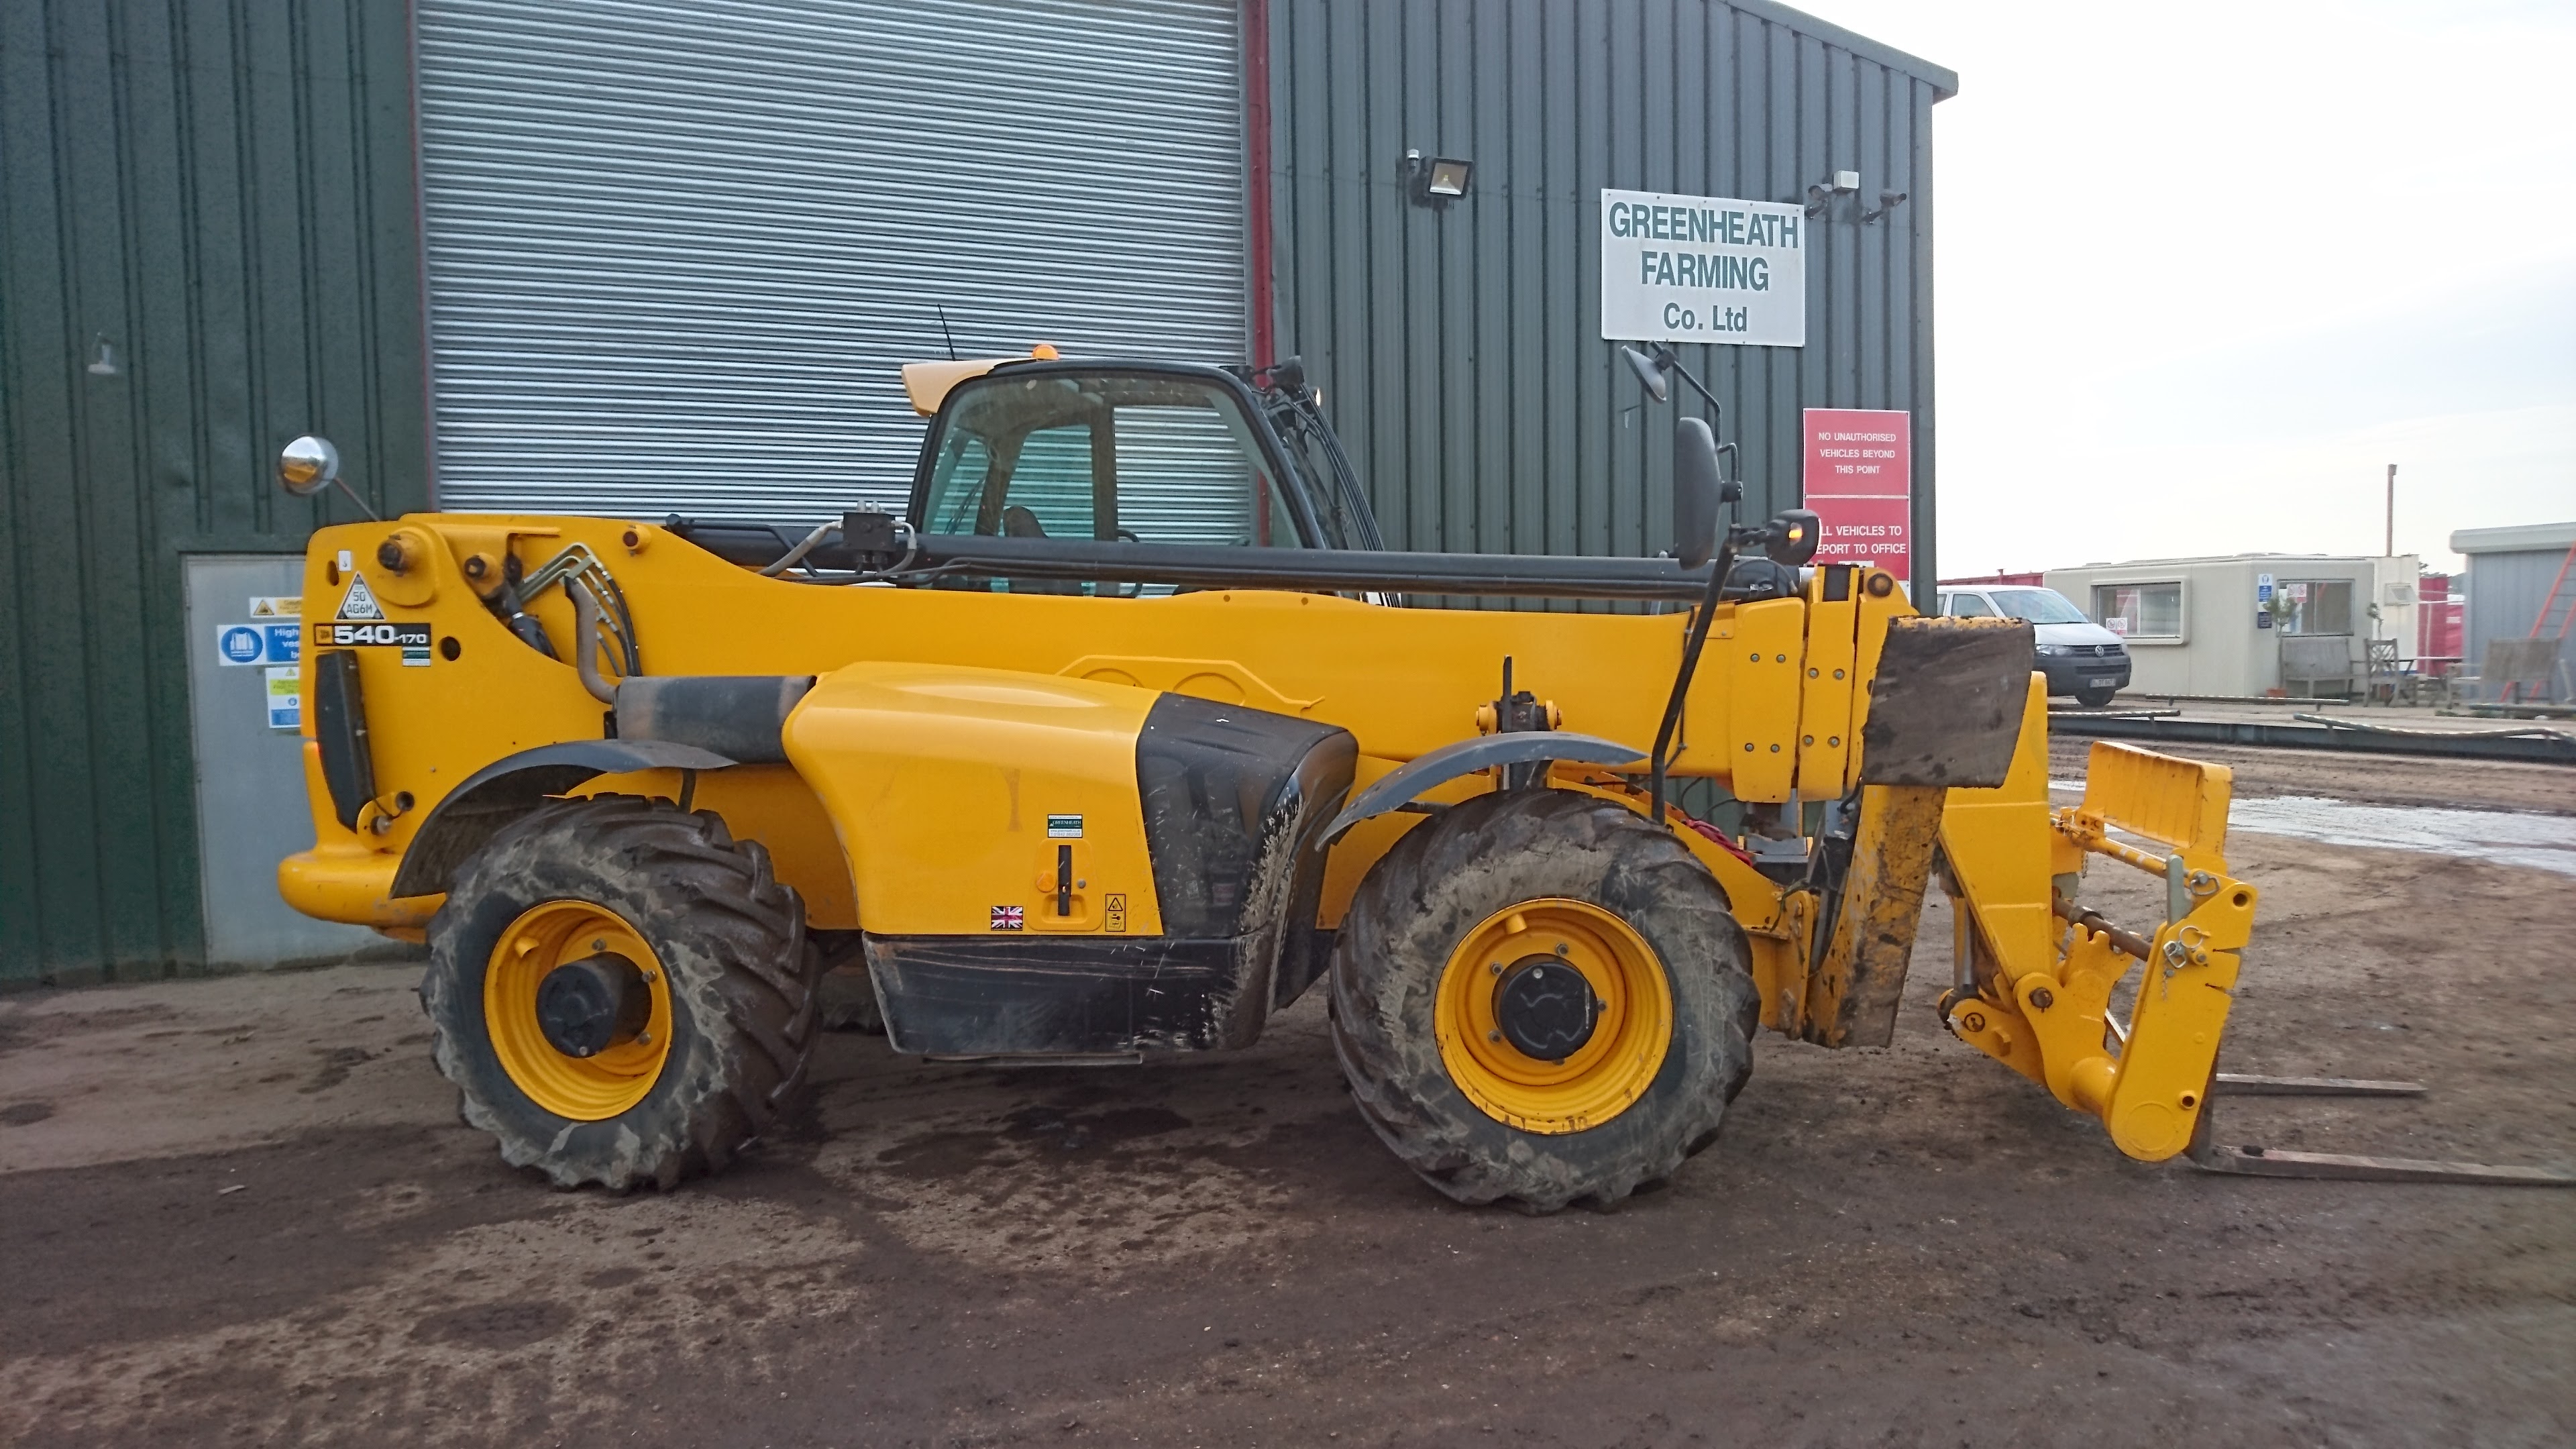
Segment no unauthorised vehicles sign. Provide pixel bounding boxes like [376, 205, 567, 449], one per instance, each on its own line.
[1803, 409, 1913, 584]
[1599, 188, 1805, 347]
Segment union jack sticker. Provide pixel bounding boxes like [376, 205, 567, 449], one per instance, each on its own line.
[989, 905, 1024, 931]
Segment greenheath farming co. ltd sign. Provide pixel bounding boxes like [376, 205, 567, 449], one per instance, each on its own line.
[1599, 189, 1805, 347]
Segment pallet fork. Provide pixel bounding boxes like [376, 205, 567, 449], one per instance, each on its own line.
[1941, 729, 2573, 1187]
[2192, 1074, 2573, 1186]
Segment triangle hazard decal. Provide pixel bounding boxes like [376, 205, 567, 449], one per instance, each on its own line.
[337, 572, 384, 621]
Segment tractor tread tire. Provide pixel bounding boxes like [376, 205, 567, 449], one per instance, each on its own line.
[1329, 790, 1758, 1213]
[420, 795, 820, 1191]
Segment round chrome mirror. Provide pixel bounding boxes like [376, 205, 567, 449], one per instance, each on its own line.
[279, 435, 341, 496]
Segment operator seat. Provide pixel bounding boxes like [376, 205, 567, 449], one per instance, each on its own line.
[1000, 504, 1081, 594]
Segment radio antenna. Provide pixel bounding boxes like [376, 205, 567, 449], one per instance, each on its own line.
[935, 305, 959, 361]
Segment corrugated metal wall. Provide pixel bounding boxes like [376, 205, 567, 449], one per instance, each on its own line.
[1264, 0, 1950, 588]
[413, 0, 1249, 523]
[2462, 543, 2575, 698]
[0, 0, 427, 986]
[2, 0, 1948, 984]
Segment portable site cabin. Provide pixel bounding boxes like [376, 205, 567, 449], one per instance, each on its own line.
[2042, 553, 2421, 698]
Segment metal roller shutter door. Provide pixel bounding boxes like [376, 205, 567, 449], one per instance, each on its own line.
[415, 0, 1248, 525]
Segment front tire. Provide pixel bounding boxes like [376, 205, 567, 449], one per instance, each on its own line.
[420, 796, 820, 1190]
[1329, 789, 1758, 1212]
[2074, 684, 2118, 708]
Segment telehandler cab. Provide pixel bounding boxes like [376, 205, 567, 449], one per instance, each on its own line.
[272, 348, 2279, 1210]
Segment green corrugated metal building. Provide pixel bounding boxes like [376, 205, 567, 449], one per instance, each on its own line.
[2, 0, 425, 985]
[1, 0, 1951, 985]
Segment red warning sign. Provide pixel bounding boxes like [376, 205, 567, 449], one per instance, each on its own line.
[1801, 409, 1913, 584]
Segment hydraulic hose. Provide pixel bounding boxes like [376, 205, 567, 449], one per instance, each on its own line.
[573, 584, 617, 704]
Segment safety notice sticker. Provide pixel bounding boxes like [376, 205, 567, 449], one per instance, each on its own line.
[217, 625, 266, 665]
[216, 622, 301, 666]
[247, 595, 301, 618]
[265, 665, 300, 730]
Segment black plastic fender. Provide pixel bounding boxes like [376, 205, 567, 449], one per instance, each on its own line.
[388, 739, 736, 898]
[1321, 733, 1648, 845]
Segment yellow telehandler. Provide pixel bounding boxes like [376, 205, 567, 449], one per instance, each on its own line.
[268, 350, 2283, 1209]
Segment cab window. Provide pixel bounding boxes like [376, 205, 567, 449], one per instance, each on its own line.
[1945, 592, 1995, 618]
[921, 372, 1307, 549]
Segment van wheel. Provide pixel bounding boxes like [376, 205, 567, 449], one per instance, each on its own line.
[419, 796, 820, 1190]
[1328, 789, 1758, 1212]
[2075, 685, 2117, 708]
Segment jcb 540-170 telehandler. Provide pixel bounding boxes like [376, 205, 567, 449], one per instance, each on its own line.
[271, 349, 2275, 1211]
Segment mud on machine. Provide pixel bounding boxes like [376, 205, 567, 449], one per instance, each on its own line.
[272, 349, 2564, 1203]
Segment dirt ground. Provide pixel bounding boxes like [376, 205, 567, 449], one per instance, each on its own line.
[3, 747, 2572, 1448]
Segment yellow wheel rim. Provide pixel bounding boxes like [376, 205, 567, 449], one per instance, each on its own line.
[1434, 898, 1674, 1135]
[484, 900, 674, 1120]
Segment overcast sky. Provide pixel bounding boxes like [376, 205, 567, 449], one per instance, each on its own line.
[1801, 0, 2575, 578]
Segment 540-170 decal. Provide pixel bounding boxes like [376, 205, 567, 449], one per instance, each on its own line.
[311, 621, 430, 648]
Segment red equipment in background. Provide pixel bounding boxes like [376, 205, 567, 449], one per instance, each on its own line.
[2418, 573, 2464, 676]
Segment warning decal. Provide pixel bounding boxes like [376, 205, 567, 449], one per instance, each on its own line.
[336, 573, 384, 621]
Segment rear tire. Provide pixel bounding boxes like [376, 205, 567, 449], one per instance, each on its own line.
[420, 795, 820, 1191]
[2075, 684, 2118, 708]
[1328, 790, 1758, 1212]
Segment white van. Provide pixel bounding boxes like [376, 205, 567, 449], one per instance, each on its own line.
[1936, 584, 2130, 707]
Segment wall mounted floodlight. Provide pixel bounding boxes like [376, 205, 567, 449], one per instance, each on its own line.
[1804, 169, 1862, 218]
[1403, 149, 1472, 207]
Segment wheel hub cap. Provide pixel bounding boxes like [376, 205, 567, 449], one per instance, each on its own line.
[1493, 957, 1600, 1062]
[535, 953, 651, 1058]
[484, 900, 674, 1120]
[1432, 898, 1676, 1135]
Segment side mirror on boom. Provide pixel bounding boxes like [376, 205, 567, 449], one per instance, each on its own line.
[279, 435, 341, 496]
[278, 433, 379, 520]
[1621, 343, 1672, 403]
[1672, 417, 1723, 569]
